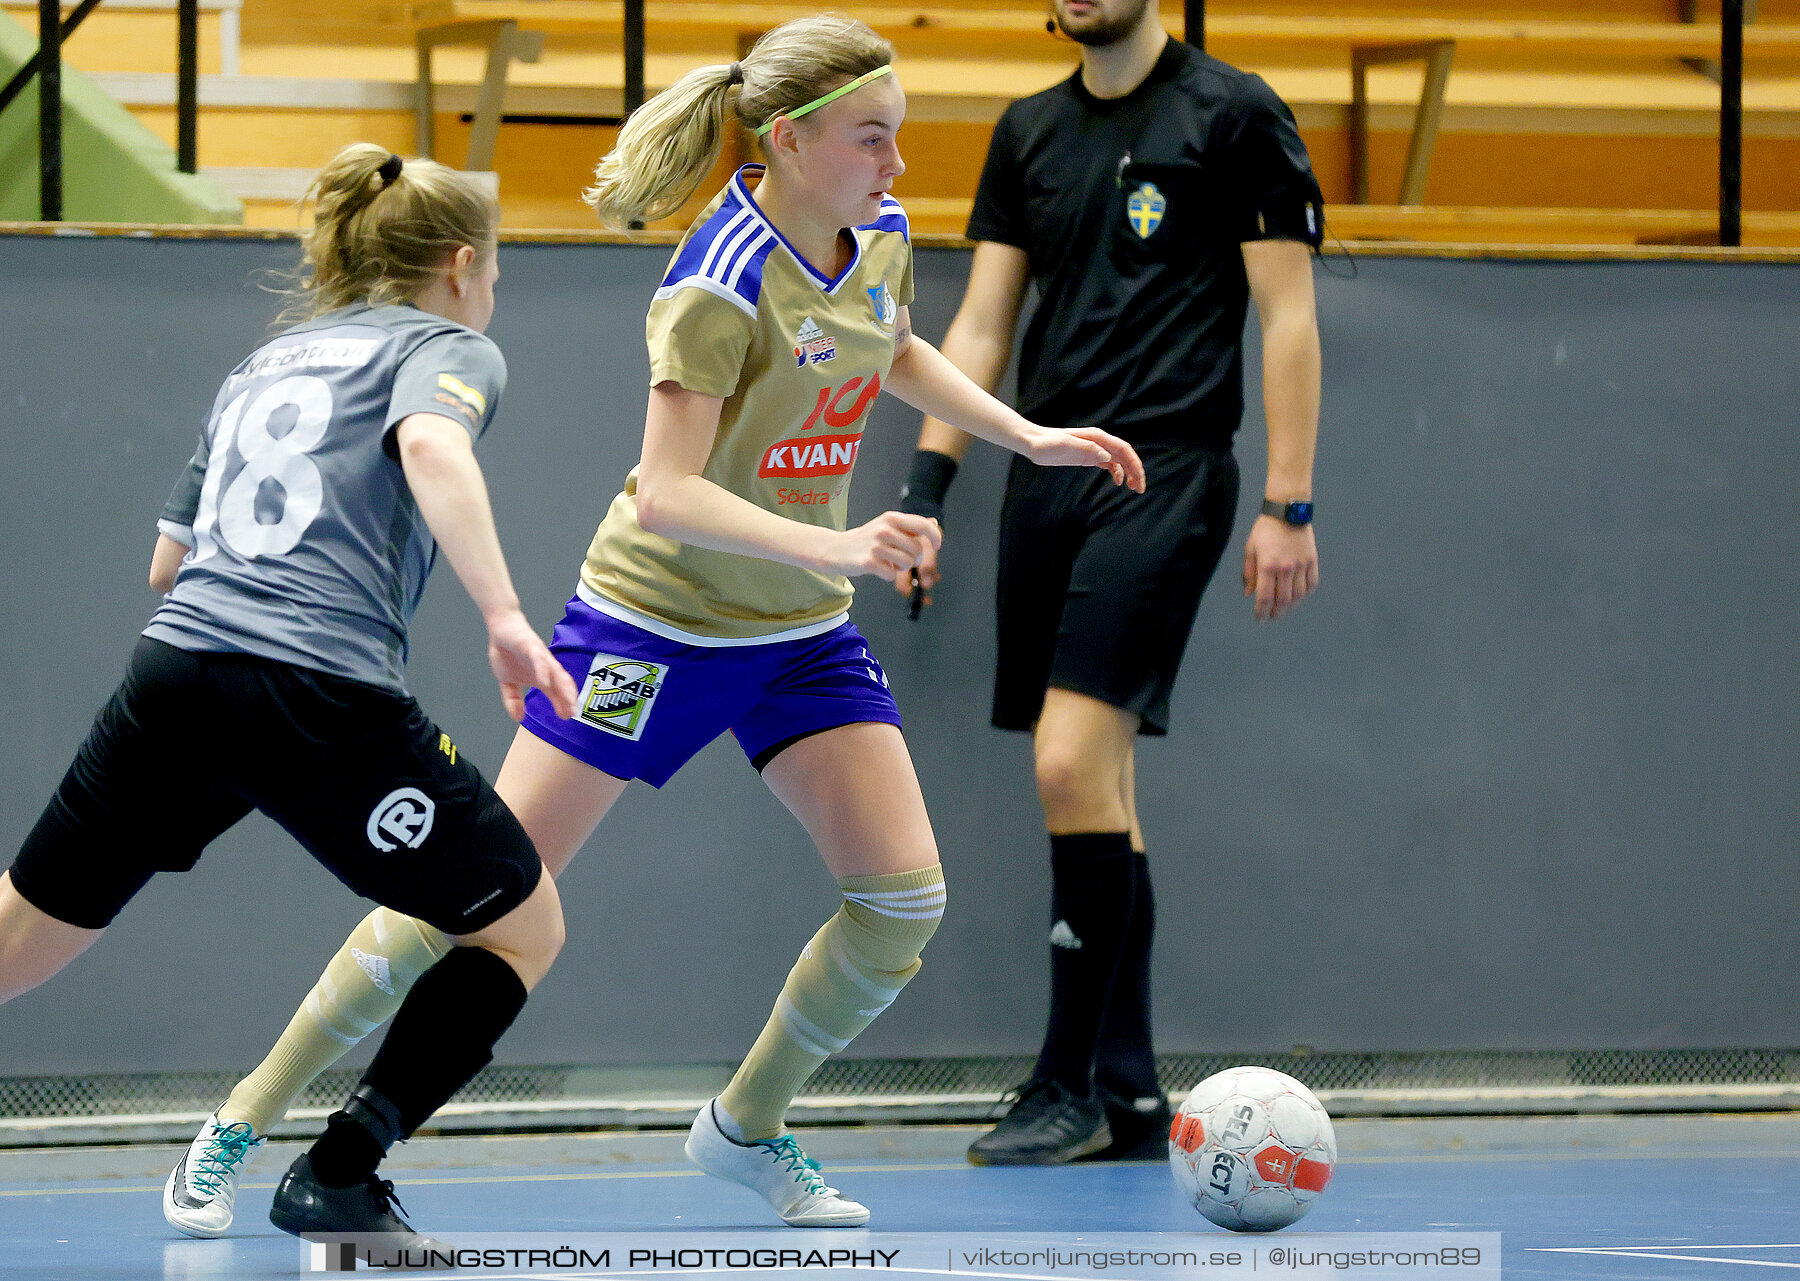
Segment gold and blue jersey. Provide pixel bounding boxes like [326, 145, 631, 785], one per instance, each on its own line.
[581, 165, 914, 641]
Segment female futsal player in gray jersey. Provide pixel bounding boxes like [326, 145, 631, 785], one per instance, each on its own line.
[0, 143, 577, 1257]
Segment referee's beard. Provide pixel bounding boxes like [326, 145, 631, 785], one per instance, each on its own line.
[1050, 0, 1155, 47]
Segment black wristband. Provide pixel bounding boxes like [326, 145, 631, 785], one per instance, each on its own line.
[899, 449, 958, 524]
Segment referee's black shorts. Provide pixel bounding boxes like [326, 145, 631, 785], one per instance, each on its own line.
[993, 440, 1239, 737]
[10, 637, 541, 934]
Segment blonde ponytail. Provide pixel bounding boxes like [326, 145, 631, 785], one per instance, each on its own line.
[584, 64, 740, 229]
[277, 143, 500, 324]
[583, 14, 894, 231]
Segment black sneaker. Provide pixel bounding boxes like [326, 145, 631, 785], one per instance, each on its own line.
[269, 1153, 452, 1269]
[1088, 1088, 1173, 1161]
[966, 1079, 1112, 1166]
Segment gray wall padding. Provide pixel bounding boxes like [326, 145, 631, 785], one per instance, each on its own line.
[1, 236, 1795, 1076]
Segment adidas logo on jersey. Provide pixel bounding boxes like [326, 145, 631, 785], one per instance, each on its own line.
[351, 947, 395, 994]
[794, 316, 837, 367]
[1049, 920, 1083, 950]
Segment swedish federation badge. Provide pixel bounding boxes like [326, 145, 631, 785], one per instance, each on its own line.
[1127, 182, 1166, 238]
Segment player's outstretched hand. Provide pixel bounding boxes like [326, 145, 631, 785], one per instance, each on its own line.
[486, 607, 578, 721]
[832, 511, 942, 584]
[1023, 426, 1147, 493]
[1242, 515, 1320, 623]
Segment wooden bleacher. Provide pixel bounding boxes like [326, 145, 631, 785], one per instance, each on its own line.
[7, 0, 1798, 246]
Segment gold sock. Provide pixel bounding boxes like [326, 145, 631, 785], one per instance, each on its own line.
[219, 908, 448, 1135]
[720, 866, 945, 1142]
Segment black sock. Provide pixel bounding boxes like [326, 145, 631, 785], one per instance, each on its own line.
[1032, 832, 1136, 1096]
[1096, 851, 1160, 1104]
[307, 946, 527, 1185]
[307, 1109, 387, 1188]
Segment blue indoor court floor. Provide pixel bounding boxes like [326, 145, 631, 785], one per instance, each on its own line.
[2, 1114, 1797, 1280]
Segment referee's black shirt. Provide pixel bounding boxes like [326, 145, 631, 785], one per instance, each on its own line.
[968, 38, 1323, 450]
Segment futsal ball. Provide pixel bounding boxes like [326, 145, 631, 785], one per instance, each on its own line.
[1168, 1066, 1336, 1232]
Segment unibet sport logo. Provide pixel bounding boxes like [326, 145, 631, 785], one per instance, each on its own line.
[578, 654, 669, 741]
[366, 787, 436, 851]
[794, 316, 836, 367]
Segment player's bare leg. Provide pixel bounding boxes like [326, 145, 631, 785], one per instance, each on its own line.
[688, 722, 944, 1226]
[0, 871, 104, 1006]
[490, 728, 631, 883]
[1032, 689, 1139, 838]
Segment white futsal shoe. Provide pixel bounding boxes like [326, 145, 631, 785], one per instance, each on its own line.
[163, 1110, 267, 1237]
[685, 1098, 870, 1227]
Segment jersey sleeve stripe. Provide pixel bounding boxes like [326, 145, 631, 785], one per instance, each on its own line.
[715, 221, 763, 284]
[652, 274, 758, 317]
[663, 193, 757, 287]
[699, 209, 755, 280]
[658, 198, 773, 312]
[863, 197, 910, 243]
[723, 231, 775, 292]
[663, 221, 726, 287]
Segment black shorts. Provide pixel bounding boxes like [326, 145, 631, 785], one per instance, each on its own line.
[993, 441, 1239, 736]
[9, 638, 541, 934]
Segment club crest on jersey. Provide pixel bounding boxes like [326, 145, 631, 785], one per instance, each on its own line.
[867, 282, 897, 328]
[794, 316, 837, 368]
[1127, 182, 1167, 238]
[578, 654, 668, 741]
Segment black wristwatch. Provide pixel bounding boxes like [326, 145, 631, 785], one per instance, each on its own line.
[1261, 498, 1314, 527]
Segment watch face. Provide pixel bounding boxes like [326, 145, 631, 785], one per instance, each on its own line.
[1287, 502, 1313, 525]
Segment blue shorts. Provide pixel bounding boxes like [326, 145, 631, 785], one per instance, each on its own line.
[520, 590, 902, 788]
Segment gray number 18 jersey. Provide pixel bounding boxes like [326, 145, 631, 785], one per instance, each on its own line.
[144, 303, 507, 694]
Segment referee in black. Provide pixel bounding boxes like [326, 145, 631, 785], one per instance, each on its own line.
[896, 0, 1325, 1164]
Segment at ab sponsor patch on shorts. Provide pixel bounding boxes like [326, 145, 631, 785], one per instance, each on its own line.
[577, 653, 669, 741]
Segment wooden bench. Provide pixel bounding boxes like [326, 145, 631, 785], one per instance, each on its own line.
[404, 3, 1800, 197]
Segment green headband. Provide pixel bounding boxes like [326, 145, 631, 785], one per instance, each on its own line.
[754, 65, 894, 138]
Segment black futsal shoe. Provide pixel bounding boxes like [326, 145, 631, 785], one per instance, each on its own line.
[966, 1079, 1112, 1165]
[269, 1154, 453, 1269]
[1087, 1088, 1173, 1161]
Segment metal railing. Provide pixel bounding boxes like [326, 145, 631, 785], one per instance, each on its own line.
[0, 1, 1756, 243]
[1, 0, 199, 220]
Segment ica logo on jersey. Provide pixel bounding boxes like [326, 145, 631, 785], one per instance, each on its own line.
[758, 374, 882, 479]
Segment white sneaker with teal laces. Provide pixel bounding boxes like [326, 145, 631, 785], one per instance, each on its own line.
[684, 1099, 870, 1227]
[163, 1110, 266, 1237]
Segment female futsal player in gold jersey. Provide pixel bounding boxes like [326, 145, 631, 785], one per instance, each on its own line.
[162, 15, 1145, 1233]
